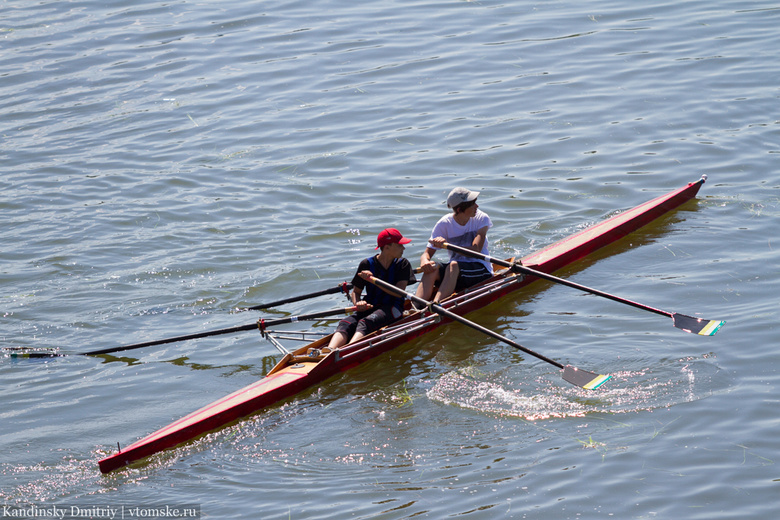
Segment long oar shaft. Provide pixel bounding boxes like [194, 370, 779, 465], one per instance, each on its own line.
[363, 274, 610, 389]
[245, 284, 350, 311]
[443, 242, 670, 318]
[441, 242, 724, 335]
[246, 268, 424, 311]
[85, 323, 259, 356]
[16, 307, 356, 359]
[375, 277, 561, 367]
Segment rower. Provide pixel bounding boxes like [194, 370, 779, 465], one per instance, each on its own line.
[327, 228, 416, 350]
[416, 187, 493, 304]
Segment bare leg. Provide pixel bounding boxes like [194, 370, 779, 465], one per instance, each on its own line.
[327, 331, 348, 350]
[434, 261, 459, 303]
[348, 330, 365, 345]
[415, 269, 441, 301]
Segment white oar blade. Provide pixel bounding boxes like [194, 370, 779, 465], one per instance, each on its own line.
[562, 365, 611, 390]
[672, 313, 725, 336]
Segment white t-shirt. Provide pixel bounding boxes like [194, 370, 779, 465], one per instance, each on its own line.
[428, 209, 493, 273]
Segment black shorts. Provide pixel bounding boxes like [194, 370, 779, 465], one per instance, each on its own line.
[335, 306, 401, 338]
[437, 260, 493, 292]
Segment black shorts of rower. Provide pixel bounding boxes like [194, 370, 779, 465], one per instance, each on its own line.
[437, 260, 493, 292]
[336, 305, 400, 339]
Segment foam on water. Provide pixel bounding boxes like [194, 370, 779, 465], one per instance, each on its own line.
[427, 354, 724, 421]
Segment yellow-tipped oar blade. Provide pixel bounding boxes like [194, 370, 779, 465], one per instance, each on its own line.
[440, 241, 726, 337]
[672, 313, 725, 336]
[562, 366, 611, 390]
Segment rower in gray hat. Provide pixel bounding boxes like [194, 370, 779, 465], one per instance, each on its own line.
[415, 187, 493, 303]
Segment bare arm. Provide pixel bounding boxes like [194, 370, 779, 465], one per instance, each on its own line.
[471, 226, 489, 252]
[350, 284, 373, 312]
[419, 246, 438, 274]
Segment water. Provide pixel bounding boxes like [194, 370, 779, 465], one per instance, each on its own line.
[1, 0, 778, 518]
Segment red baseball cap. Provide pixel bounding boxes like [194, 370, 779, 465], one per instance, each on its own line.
[375, 228, 412, 249]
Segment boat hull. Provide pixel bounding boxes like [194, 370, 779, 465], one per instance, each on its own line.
[98, 177, 704, 474]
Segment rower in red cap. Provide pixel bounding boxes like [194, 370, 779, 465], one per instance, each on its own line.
[327, 228, 416, 350]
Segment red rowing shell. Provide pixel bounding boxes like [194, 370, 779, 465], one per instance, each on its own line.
[98, 177, 704, 474]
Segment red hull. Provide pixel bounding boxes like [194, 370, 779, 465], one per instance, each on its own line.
[99, 178, 704, 474]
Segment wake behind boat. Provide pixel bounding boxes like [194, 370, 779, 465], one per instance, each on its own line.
[98, 176, 708, 474]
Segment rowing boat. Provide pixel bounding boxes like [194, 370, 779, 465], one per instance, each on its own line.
[98, 176, 706, 474]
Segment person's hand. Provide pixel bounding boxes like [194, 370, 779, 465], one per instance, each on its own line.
[430, 236, 446, 248]
[355, 300, 373, 312]
[420, 260, 438, 274]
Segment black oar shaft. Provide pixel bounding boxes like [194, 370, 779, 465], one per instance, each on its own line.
[246, 269, 423, 311]
[85, 307, 356, 356]
[21, 307, 356, 358]
[442, 242, 671, 318]
[365, 275, 563, 369]
[433, 301, 564, 369]
[83, 323, 259, 356]
[256, 306, 357, 330]
[441, 243, 725, 336]
[245, 283, 350, 311]
[365, 275, 610, 389]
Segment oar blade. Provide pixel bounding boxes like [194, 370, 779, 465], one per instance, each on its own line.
[671, 313, 725, 336]
[562, 365, 611, 390]
[9, 351, 61, 359]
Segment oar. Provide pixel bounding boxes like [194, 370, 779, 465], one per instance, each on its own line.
[12, 306, 357, 359]
[362, 274, 610, 390]
[244, 268, 424, 311]
[244, 283, 351, 311]
[441, 242, 725, 336]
